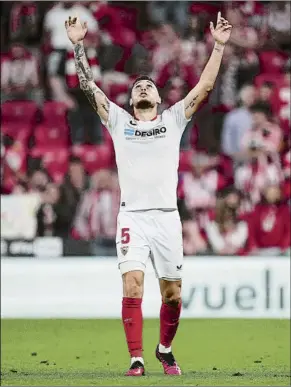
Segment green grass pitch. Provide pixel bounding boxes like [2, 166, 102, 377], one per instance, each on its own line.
[1, 319, 290, 386]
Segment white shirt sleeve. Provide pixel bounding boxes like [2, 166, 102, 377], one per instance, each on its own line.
[101, 101, 127, 135]
[164, 99, 191, 133]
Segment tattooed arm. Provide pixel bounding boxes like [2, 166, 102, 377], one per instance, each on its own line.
[73, 41, 110, 123]
[184, 41, 225, 119]
[183, 12, 232, 119]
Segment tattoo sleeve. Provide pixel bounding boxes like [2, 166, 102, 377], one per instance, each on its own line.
[73, 42, 109, 115]
[185, 95, 199, 110]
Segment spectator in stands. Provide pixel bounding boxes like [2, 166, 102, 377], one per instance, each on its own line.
[155, 39, 198, 93]
[182, 220, 207, 256]
[88, 1, 137, 73]
[202, 187, 254, 255]
[217, 7, 260, 88]
[238, 1, 268, 32]
[1, 135, 27, 194]
[47, 36, 103, 144]
[249, 183, 291, 256]
[147, 1, 189, 35]
[221, 84, 256, 159]
[72, 168, 119, 240]
[177, 195, 207, 256]
[65, 36, 103, 144]
[57, 156, 88, 238]
[225, 7, 259, 50]
[208, 44, 240, 114]
[150, 24, 180, 79]
[44, 2, 98, 52]
[36, 183, 62, 237]
[267, 1, 291, 50]
[235, 151, 283, 214]
[257, 81, 274, 104]
[181, 152, 228, 228]
[7, 2, 40, 45]
[29, 168, 50, 193]
[45, 2, 102, 144]
[157, 60, 196, 149]
[271, 63, 291, 137]
[241, 102, 283, 154]
[1, 42, 42, 104]
[184, 7, 210, 43]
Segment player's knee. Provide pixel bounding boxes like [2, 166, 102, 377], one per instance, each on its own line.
[163, 283, 181, 307]
[164, 294, 181, 307]
[122, 271, 143, 298]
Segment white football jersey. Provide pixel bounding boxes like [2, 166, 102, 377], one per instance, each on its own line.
[103, 100, 190, 211]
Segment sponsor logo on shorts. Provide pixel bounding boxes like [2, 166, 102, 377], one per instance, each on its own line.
[176, 265, 183, 271]
[121, 246, 129, 256]
[124, 126, 167, 140]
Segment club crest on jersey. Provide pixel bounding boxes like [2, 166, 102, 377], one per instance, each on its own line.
[121, 246, 129, 256]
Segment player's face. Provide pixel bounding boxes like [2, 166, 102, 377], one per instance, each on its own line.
[130, 80, 161, 109]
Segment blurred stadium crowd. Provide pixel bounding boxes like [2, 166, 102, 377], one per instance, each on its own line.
[1, 1, 290, 256]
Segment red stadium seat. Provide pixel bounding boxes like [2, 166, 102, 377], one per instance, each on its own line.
[259, 51, 288, 75]
[42, 101, 68, 127]
[254, 73, 283, 88]
[1, 123, 33, 144]
[34, 124, 69, 147]
[1, 101, 38, 124]
[30, 147, 69, 184]
[71, 144, 113, 174]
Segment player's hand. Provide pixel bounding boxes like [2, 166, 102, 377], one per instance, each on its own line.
[65, 16, 88, 44]
[210, 12, 232, 45]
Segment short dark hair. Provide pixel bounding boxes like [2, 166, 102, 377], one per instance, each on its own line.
[69, 155, 82, 164]
[130, 75, 158, 95]
[261, 81, 274, 89]
[217, 185, 242, 199]
[249, 101, 272, 118]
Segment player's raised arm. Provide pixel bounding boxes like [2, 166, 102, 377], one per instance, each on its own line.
[184, 12, 232, 119]
[65, 16, 109, 123]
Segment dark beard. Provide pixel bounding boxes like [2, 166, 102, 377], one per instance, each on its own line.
[135, 100, 155, 110]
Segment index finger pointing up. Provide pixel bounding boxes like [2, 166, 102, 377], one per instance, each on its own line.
[217, 11, 221, 25]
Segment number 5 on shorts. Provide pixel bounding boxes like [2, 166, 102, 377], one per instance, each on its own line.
[121, 227, 130, 244]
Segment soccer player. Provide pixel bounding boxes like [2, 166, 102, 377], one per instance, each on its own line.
[65, 12, 232, 376]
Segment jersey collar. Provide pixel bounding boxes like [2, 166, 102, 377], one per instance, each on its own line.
[133, 114, 158, 122]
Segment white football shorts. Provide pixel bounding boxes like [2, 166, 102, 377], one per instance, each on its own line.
[116, 210, 183, 280]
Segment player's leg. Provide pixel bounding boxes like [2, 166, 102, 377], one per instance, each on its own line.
[121, 269, 145, 376]
[117, 212, 150, 376]
[149, 210, 183, 375]
[156, 278, 182, 374]
[159, 278, 182, 353]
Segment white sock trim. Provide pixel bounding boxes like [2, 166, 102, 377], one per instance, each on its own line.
[159, 343, 172, 353]
[131, 356, 144, 365]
